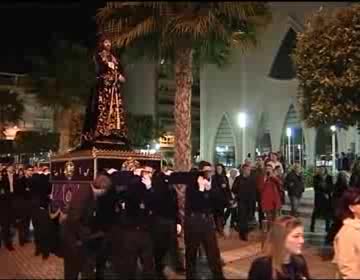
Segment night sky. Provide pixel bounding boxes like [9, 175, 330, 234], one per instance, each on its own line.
[0, 2, 105, 73]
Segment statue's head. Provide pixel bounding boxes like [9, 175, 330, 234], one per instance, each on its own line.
[97, 35, 112, 52]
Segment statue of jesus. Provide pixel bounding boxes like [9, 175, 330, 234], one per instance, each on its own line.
[81, 36, 128, 148]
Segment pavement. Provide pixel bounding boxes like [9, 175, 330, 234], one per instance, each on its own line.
[0, 189, 338, 279]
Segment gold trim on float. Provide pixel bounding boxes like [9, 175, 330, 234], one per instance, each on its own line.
[50, 147, 162, 161]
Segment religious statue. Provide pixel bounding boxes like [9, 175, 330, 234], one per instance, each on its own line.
[81, 37, 128, 149]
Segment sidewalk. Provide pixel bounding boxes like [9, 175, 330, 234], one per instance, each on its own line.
[0, 228, 335, 279]
[0, 231, 260, 279]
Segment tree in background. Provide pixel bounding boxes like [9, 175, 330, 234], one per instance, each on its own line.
[14, 131, 59, 154]
[69, 108, 85, 149]
[127, 113, 165, 149]
[0, 90, 25, 139]
[293, 5, 360, 128]
[96, 2, 271, 228]
[28, 38, 95, 153]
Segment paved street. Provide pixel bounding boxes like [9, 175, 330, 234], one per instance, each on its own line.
[0, 189, 337, 279]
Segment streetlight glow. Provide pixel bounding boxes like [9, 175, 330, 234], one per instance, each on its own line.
[330, 125, 337, 132]
[286, 127, 292, 137]
[238, 112, 247, 128]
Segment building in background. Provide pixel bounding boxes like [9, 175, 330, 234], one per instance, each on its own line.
[123, 2, 358, 169]
[0, 72, 54, 163]
[200, 2, 356, 168]
[0, 72, 54, 140]
[123, 58, 200, 164]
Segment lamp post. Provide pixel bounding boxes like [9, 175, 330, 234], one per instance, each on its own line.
[238, 112, 247, 163]
[298, 144, 302, 168]
[286, 127, 292, 165]
[330, 125, 337, 177]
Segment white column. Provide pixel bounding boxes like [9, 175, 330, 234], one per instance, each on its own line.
[331, 125, 337, 176]
[288, 136, 291, 165]
[242, 127, 246, 163]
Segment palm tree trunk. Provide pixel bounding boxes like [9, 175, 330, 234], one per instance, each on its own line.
[57, 107, 73, 154]
[174, 47, 193, 170]
[174, 47, 193, 228]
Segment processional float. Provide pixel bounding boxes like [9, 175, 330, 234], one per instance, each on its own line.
[49, 37, 161, 216]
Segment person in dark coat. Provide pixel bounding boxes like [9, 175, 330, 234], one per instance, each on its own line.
[326, 170, 350, 244]
[0, 167, 15, 250]
[109, 166, 156, 280]
[284, 163, 304, 217]
[13, 167, 32, 246]
[148, 169, 180, 279]
[184, 161, 225, 279]
[349, 160, 360, 188]
[248, 216, 310, 280]
[62, 172, 112, 280]
[232, 164, 257, 241]
[211, 163, 231, 236]
[30, 167, 53, 259]
[310, 167, 333, 232]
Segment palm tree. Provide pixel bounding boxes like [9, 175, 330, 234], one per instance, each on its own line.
[0, 90, 25, 139]
[96, 2, 272, 227]
[29, 39, 95, 153]
[96, 2, 271, 171]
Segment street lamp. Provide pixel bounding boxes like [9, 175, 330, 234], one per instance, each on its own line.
[286, 127, 292, 165]
[298, 144, 302, 168]
[238, 112, 247, 163]
[330, 125, 337, 177]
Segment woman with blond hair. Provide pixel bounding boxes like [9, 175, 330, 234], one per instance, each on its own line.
[248, 216, 310, 280]
[333, 187, 360, 279]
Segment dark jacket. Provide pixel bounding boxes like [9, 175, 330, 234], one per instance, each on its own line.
[248, 255, 310, 280]
[284, 171, 304, 198]
[211, 174, 231, 209]
[63, 183, 98, 245]
[231, 174, 257, 204]
[30, 173, 52, 209]
[13, 176, 32, 219]
[185, 174, 217, 215]
[109, 172, 156, 229]
[150, 172, 179, 224]
[312, 174, 333, 218]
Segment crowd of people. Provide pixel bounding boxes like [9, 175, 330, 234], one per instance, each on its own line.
[1, 151, 360, 279]
[0, 164, 51, 258]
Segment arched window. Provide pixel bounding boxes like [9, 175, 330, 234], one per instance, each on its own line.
[214, 115, 236, 167]
[269, 28, 297, 80]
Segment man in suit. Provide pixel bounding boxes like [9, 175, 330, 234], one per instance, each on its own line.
[109, 166, 156, 280]
[149, 168, 181, 279]
[184, 161, 225, 279]
[232, 164, 257, 241]
[0, 165, 16, 250]
[13, 165, 33, 246]
[62, 171, 112, 279]
[30, 166, 53, 259]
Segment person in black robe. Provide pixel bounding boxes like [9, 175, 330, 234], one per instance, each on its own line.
[62, 172, 112, 279]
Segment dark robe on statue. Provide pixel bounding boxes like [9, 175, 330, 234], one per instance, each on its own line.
[81, 49, 128, 149]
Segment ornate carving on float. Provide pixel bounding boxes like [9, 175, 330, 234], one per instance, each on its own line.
[64, 160, 75, 180]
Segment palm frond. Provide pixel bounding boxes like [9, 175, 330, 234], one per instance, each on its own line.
[96, 1, 271, 66]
